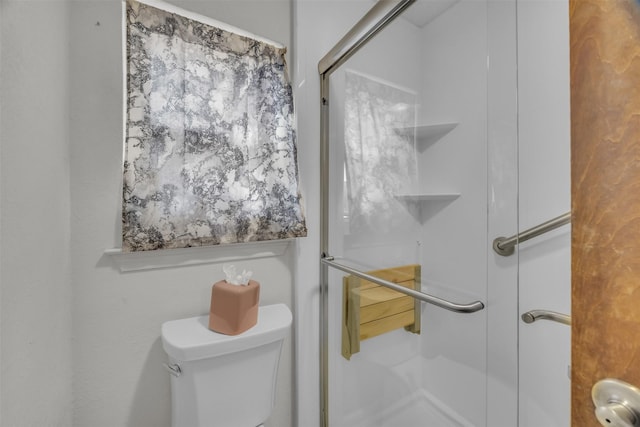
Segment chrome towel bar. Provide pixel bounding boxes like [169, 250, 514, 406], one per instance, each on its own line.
[493, 211, 571, 256]
[521, 310, 571, 326]
[321, 256, 485, 313]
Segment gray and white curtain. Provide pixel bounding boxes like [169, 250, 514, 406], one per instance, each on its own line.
[123, 0, 306, 251]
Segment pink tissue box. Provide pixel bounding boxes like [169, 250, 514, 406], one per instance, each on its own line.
[209, 279, 260, 335]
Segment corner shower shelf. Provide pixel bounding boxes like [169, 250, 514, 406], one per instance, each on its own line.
[394, 193, 460, 203]
[395, 193, 461, 224]
[394, 122, 458, 151]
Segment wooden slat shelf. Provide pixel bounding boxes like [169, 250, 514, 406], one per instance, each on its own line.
[342, 264, 421, 360]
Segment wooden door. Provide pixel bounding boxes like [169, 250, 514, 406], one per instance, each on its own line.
[571, 0, 640, 425]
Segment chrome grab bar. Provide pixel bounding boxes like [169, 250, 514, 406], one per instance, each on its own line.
[321, 256, 485, 313]
[521, 310, 571, 326]
[493, 211, 571, 256]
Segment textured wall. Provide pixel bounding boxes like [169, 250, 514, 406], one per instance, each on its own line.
[0, 1, 73, 425]
[571, 0, 640, 425]
[1, 2, 294, 426]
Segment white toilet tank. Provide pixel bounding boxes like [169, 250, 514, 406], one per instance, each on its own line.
[161, 303, 292, 427]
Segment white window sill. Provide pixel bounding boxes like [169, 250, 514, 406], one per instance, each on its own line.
[104, 239, 292, 272]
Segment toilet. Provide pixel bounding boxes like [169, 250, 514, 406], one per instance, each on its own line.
[161, 303, 292, 427]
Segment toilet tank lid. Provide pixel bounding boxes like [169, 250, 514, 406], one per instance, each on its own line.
[161, 303, 292, 362]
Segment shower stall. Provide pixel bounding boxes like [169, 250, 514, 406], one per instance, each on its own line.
[316, 1, 571, 426]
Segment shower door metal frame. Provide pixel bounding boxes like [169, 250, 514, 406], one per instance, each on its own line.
[317, 1, 489, 425]
[318, 2, 416, 425]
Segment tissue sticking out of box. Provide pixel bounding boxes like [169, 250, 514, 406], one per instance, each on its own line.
[223, 264, 253, 286]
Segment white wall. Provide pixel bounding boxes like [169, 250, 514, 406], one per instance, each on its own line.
[69, 1, 295, 426]
[1, 1, 295, 426]
[0, 1, 73, 425]
[0, 2, 3, 421]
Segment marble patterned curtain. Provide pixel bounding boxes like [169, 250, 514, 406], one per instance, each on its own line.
[123, 0, 306, 251]
[344, 70, 417, 236]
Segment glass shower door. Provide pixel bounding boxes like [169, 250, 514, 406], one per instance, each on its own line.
[319, 1, 519, 426]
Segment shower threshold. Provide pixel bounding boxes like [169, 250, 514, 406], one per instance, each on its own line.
[335, 388, 475, 427]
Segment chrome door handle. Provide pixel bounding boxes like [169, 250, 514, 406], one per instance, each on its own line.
[521, 310, 571, 326]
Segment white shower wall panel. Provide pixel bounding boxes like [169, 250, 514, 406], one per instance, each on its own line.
[418, 2, 490, 425]
[517, 1, 571, 426]
[324, 14, 426, 425]
[295, 1, 568, 426]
